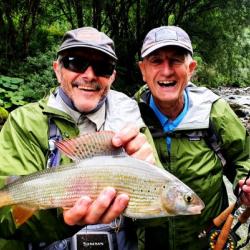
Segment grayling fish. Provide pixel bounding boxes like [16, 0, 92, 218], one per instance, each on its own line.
[0, 131, 204, 225]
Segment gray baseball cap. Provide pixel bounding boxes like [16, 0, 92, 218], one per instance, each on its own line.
[141, 26, 193, 58]
[58, 27, 117, 60]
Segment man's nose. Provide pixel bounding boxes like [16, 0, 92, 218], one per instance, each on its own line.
[80, 65, 97, 80]
[161, 61, 174, 75]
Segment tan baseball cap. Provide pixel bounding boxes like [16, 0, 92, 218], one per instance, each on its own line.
[141, 26, 193, 58]
[58, 27, 117, 60]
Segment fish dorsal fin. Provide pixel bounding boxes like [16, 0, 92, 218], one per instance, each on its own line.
[12, 205, 37, 227]
[5, 176, 21, 185]
[55, 131, 124, 161]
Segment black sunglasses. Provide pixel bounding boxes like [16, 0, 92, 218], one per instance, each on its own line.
[60, 56, 116, 77]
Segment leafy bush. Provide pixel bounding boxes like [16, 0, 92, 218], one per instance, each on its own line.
[16, 47, 58, 99]
[0, 48, 58, 111]
[0, 76, 27, 110]
[193, 55, 228, 88]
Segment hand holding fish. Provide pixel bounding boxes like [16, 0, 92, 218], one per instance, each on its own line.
[63, 124, 152, 226]
[112, 123, 155, 164]
[63, 187, 129, 225]
[239, 178, 250, 206]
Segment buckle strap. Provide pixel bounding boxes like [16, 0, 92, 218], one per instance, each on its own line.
[47, 119, 62, 168]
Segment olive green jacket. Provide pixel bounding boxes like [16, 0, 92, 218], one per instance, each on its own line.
[0, 97, 80, 249]
[0, 107, 8, 131]
[134, 84, 250, 250]
[0, 89, 158, 249]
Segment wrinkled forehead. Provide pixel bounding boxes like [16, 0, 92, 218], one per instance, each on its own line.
[59, 48, 116, 63]
[146, 45, 190, 59]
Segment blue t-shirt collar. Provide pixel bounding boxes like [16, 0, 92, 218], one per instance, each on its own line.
[149, 90, 189, 132]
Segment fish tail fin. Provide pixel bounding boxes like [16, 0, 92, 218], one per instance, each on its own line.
[12, 205, 37, 226]
[0, 190, 13, 207]
[0, 191, 36, 226]
[55, 131, 122, 161]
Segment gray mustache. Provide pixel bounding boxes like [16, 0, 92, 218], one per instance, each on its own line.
[72, 81, 101, 91]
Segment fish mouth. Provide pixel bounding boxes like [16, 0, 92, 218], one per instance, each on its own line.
[187, 196, 205, 214]
[157, 80, 177, 87]
[186, 203, 205, 214]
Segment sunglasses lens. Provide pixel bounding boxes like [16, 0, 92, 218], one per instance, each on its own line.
[62, 57, 89, 73]
[61, 56, 115, 77]
[93, 62, 115, 77]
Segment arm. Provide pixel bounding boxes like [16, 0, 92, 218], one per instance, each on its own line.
[211, 99, 250, 206]
[0, 106, 50, 245]
[0, 105, 47, 178]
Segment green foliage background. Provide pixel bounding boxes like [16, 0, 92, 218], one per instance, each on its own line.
[0, 0, 249, 112]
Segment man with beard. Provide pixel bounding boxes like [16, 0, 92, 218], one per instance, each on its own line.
[0, 27, 156, 249]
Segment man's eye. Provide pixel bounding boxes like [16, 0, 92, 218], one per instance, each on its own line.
[150, 58, 162, 64]
[170, 58, 183, 65]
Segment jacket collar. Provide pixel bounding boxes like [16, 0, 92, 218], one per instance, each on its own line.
[39, 88, 106, 131]
[137, 82, 220, 130]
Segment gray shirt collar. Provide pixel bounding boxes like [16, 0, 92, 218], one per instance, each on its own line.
[47, 90, 106, 132]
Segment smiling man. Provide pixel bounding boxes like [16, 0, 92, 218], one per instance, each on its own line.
[0, 27, 156, 249]
[135, 26, 250, 250]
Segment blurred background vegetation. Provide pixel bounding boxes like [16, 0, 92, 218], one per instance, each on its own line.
[0, 0, 249, 114]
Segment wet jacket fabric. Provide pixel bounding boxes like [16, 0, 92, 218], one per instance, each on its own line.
[134, 83, 250, 250]
[0, 107, 8, 130]
[0, 88, 152, 249]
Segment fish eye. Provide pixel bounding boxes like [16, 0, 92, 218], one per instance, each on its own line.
[184, 193, 194, 203]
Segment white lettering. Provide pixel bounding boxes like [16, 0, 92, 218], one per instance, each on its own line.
[83, 242, 104, 246]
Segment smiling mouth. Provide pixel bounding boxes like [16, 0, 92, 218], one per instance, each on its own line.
[73, 83, 101, 92]
[157, 81, 177, 87]
[78, 86, 97, 92]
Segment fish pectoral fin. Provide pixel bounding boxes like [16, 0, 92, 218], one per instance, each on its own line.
[12, 205, 37, 226]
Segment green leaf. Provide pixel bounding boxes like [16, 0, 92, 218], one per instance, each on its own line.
[0, 88, 6, 93]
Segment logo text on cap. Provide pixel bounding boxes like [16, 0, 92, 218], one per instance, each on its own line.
[156, 29, 178, 42]
[76, 30, 101, 43]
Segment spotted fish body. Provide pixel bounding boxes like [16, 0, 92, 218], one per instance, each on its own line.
[0, 131, 205, 221]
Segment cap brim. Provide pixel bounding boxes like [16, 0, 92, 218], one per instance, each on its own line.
[58, 43, 118, 60]
[141, 41, 193, 58]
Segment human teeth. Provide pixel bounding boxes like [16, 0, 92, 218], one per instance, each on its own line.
[158, 81, 176, 86]
[73, 82, 101, 91]
[78, 86, 94, 90]
[76, 84, 96, 91]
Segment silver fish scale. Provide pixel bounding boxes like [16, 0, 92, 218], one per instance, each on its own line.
[7, 156, 167, 208]
[2, 155, 202, 218]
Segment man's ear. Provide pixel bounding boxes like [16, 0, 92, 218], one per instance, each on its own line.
[188, 60, 197, 79]
[109, 70, 116, 83]
[138, 61, 146, 82]
[53, 61, 61, 83]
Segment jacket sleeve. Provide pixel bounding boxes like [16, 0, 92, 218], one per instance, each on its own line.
[211, 98, 250, 188]
[140, 126, 163, 168]
[0, 104, 48, 245]
[0, 106, 8, 130]
[0, 105, 48, 178]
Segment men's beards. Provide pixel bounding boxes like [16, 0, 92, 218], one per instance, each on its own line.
[71, 81, 110, 114]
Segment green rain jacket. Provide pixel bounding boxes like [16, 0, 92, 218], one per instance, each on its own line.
[134, 83, 250, 250]
[0, 107, 8, 130]
[0, 88, 158, 249]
